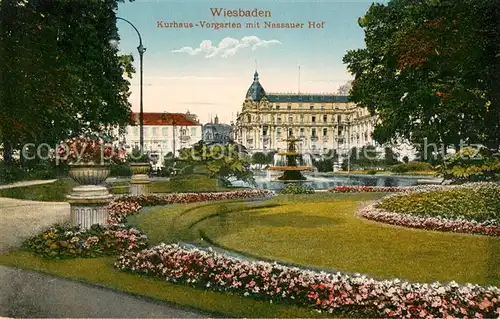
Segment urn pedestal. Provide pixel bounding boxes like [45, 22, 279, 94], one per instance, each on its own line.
[130, 163, 151, 196]
[67, 164, 112, 229]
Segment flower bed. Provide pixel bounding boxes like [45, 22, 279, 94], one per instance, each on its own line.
[359, 183, 500, 236]
[112, 189, 275, 208]
[22, 223, 148, 259]
[116, 243, 500, 318]
[329, 186, 413, 193]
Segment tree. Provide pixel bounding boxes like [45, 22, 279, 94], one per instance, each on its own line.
[0, 0, 135, 163]
[343, 0, 500, 152]
[177, 141, 255, 186]
[251, 152, 268, 166]
[384, 147, 400, 166]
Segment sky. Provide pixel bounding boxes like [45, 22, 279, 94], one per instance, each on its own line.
[115, 0, 388, 124]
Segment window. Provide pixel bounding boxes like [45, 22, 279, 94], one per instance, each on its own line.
[323, 128, 328, 136]
[276, 105, 280, 110]
[312, 128, 317, 137]
[143, 127, 149, 136]
[152, 127, 158, 136]
[133, 127, 139, 136]
[321, 105, 325, 110]
[310, 105, 314, 110]
[323, 115, 327, 122]
[247, 114, 251, 123]
[181, 129, 186, 136]
[288, 116, 293, 123]
[300, 128, 305, 137]
[300, 114, 304, 123]
[288, 128, 293, 137]
[337, 115, 342, 122]
[162, 127, 168, 136]
[277, 117, 282, 124]
[312, 116, 316, 123]
[191, 127, 197, 136]
[287, 105, 291, 110]
[277, 128, 281, 136]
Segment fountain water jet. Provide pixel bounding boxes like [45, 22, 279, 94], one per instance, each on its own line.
[268, 137, 313, 181]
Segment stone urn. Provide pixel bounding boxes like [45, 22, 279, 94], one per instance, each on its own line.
[66, 163, 113, 229]
[129, 163, 151, 195]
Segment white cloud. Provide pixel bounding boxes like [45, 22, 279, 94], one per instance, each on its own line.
[171, 36, 281, 58]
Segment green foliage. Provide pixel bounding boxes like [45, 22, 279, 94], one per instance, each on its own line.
[22, 223, 148, 260]
[109, 163, 132, 177]
[0, 160, 67, 185]
[313, 149, 338, 172]
[436, 147, 500, 184]
[343, 0, 500, 150]
[127, 147, 150, 163]
[366, 169, 377, 175]
[378, 183, 500, 223]
[390, 162, 434, 174]
[384, 147, 400, 166]
[177, 141, 255, 187]
[251, 152, 268, 165]
[279, 183, 315, 195]
[0, 0, 134, 162]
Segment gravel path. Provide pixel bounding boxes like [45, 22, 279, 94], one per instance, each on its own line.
[0, 197, 70, 253]
[0, 179, 57, 190]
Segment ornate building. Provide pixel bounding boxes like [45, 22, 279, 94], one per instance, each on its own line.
[234, 71, 379, 155]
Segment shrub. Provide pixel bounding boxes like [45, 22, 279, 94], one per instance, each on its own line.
[390, 161, 433, 173]
[377, 183, 500, 223]
[366, 169, 377, 175]
[22, 223, 148, 259]
[109, 162, 132, 177]
[436, 147, 500, 184]
[279, 183, 315, 194]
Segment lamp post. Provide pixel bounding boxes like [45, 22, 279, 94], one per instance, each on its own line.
[347, 115, 351, 175]
[114, 17, 146, 151]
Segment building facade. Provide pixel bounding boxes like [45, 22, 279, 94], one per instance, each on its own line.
[202, 115, 233, 144]
[234, 72, 379, 155]
[121, 112, 202, 168]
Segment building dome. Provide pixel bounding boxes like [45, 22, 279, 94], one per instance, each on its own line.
[245, 71, 266, 102]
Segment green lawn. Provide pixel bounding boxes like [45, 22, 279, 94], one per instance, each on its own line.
[130, 193, 500, 286]
[0, 252, 330, 318]
[0, 179, 77, 201]
[0, 175, 242, 201]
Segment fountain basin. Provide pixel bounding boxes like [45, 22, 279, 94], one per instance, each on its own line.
[268, 166, 313, 171]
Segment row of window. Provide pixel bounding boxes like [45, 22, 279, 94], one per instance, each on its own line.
[248, 114, 349, 124]
[274, 104, 346, 111]
[129, 127, 198, 137]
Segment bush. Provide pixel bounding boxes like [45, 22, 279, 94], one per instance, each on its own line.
[279, 183, 315, 194]
[366, 169, 377, 175]
[436, 147, 500, 184]
[109, 163, 132, 177]
[22, 223, 148, 259]
[377, 183, 500, 223]
[390, 161, 433, 173]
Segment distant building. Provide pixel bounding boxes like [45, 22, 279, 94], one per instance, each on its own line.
[121, 112, 202, 169]
[202, 115, 232, 144]
[234, 71, 379, 155]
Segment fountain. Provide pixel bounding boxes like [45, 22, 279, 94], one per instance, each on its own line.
[268, 137, 314, 181]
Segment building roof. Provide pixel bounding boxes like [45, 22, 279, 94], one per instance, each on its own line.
[131, 112, 199, 126]
[245, 71, 267, 102]
[266, 93, 349, 103]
